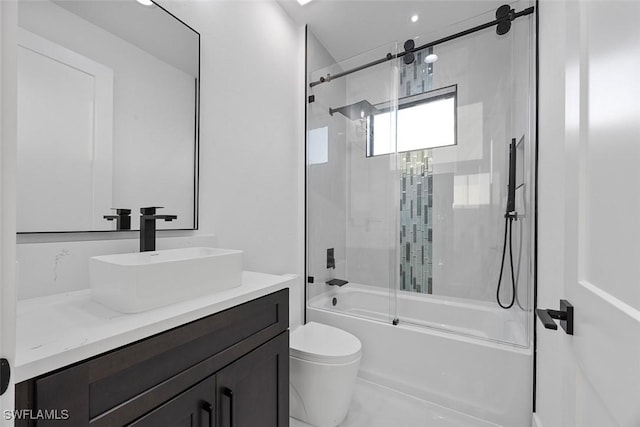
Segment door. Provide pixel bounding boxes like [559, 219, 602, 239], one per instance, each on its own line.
[16, 29, 113, 232]
[536, 1, 640, 426]
[0, 2, 18, 426]
[216, 332, 288, 427]
[129, 375, 216, 427]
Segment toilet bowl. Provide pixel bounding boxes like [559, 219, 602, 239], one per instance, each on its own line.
[289, 322, 362, 427]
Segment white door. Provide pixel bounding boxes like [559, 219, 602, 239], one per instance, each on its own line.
[16, 29, 113, 233]
[536, 1, 640, 426]
[0, 1, 18, 426]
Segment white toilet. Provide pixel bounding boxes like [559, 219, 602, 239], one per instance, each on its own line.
[289, 322, 362, 427]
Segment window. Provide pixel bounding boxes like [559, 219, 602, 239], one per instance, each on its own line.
[366, 85, 457, 157]
[308, 126, 328, 164]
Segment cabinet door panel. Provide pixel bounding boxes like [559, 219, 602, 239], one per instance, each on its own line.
[217, 332, 289, 427]
[129, 375, 215, 427]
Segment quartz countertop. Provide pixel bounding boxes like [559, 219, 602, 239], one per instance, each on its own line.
[15, 271, 296, 382]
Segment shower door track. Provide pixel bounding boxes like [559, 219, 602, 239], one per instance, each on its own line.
[309, 5, 535, 88]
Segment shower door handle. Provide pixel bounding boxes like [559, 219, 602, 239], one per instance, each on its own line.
[536, 299, 574, 335]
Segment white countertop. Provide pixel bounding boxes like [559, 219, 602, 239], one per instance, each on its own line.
[15, 271, 296, 383]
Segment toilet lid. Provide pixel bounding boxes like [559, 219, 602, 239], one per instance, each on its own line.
[290, 322, 362, 364]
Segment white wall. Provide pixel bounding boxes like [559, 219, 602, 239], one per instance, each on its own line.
[18, 0, 195, 231]
[161, 0, 302, 270]
[152, 0, 305, 327]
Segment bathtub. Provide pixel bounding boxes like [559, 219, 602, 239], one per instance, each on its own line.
[308, 283, 532, 427]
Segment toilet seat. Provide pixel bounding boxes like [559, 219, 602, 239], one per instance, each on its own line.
[290, 322, 362, 364]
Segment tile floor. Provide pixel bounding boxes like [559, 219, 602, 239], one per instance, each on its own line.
[290, 378, 498, 427]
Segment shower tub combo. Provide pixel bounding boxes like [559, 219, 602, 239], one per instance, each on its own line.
[308, 284, 532, 427]
[305, 1, 536, 425]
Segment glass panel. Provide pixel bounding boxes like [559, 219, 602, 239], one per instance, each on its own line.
[306, 36, 399, 324]
[395, 0, 535, 347]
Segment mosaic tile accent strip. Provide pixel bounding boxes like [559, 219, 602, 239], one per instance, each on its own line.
[400, 150, 433, 293]
[399, 46, 434, 294]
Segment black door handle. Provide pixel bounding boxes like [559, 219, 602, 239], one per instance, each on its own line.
[536, 299, 574, 335]
[201, 401, 214, 427]
[223, 387, 234, 427]
[536, 308, 558, 330]
[1, 358, 10, 396]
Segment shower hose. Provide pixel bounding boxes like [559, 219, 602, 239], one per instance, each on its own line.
[496, 214, 517, 309]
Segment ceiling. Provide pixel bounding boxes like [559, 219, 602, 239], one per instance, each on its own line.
[277, 0, 513, 62]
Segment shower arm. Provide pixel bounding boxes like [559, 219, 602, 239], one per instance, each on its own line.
[309, 5, 535, 88]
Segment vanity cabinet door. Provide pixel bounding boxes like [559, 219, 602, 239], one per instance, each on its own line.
[216, 331, 288, 427]
[14, 289, 289, 427]
[129, 375, 216, 427]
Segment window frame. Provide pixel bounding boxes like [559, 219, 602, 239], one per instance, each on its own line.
[366, 84, 458, 157]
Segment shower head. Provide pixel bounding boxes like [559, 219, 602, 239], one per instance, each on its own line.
[329, 100, 379, 121]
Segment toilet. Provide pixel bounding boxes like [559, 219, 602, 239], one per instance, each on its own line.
[289, 322, 362, 427]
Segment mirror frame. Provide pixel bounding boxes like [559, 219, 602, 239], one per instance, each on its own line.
[17, 1, 200, 234]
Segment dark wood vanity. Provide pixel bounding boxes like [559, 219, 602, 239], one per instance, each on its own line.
[15, 289, 289, 427]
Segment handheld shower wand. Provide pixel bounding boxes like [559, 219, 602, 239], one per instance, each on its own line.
[497, 138, 518, 309]
[506, 138, 517, 214]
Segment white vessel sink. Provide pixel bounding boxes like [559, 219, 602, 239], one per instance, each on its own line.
[89, 247, 243, 313]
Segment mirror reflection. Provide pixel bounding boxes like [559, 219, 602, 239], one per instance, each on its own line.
[17, 0, 199, 233]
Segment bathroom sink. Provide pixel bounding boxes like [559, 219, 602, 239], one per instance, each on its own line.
[89, 247, 243, 313]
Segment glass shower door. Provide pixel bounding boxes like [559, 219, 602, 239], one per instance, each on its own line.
[393, 1, 536, 347]
[306, 38, 399, 323]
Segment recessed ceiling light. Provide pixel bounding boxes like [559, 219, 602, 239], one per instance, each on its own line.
[297, 0, 313, 5]
[136, 0, 154, 6]
[425, 53, 438, 64]
[410, 14, 419, 23]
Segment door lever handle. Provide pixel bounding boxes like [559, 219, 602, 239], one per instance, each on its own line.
[536, 299, 574, 335]
[536, 308, 559, 330]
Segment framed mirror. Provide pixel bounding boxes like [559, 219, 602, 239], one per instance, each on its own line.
[16, 0, 199, 233]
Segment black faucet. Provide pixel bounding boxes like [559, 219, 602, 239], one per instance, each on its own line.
[103, 208, 132, 230]
[140, 206, 177, 252]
